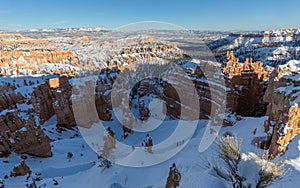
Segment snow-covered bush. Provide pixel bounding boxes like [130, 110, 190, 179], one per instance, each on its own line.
[211, 136, 243, 188]
[256, 154, 290, 188]
[209, 136, 290, 188]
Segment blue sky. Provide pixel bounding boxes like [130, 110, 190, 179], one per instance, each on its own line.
[0, 0, 299, 31]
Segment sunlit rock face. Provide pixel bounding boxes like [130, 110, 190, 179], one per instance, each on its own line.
[96, 48, 270, 128]
[223, 51, 269, 117]
[263, 60, 300, 157]
[210, 28, 300, 67]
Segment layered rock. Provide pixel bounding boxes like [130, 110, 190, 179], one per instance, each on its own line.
[92, 41, 188, 123]
[95, 49, 270, 130]
[51, 77, 76, 127]
[0, 33, 81, 76]
[263, 60, 300, 157]
[0, 50, 78, 76]
[223, 52, 269, 117]
[0, 86, 24, 111]
[0, 75, 76, 158]
[30, 76, 76, 127]
[0, 111, 51, 157]
[72, 79, 101, 128]
[30, 83, 56, 124]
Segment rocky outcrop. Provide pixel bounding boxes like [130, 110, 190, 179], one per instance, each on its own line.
[30, 76, 76, 127]
[210, 28, 300, 67]
[0, 111, 51, 157]
[95, 50, 269, 130]
[0, 86, 24, 111]
[30, 83, 56, 125]
[263, 60, 300, 157]
[52, 77, 76, 127]
[223, 51, 268, 80]
[0, 76, 74, 158]
[10, 161, 31, 177]
[0, 34, 81, 76]
[0, 50, 78, 76]
[223, 52, 269, 116]
[165, 163, 181, 188]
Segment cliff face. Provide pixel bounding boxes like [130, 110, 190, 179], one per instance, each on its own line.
[223, 52, 269, 117]
[0, 111, 51, 157]
[264, 60, 300, 157]
[0, 86, 25, 111]
[30, 83, 56, 125]
[0, 50, 79, 76]
[30, 76, 76, 127]
[95, 50, 269, 129]
[92, 40, 189, 123]
[0, 76, 75, 158]
[0, 34, 79, 76]
[0, 35, 292, 160]
[210, 28, 300, 67]
[0, 81, 52, 157]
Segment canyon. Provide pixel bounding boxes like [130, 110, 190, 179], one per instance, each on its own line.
[0, 29, 299, 187]
[0, 31, 299, 158]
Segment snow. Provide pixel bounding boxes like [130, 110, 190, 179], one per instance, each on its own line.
[0, 113, 299, 188]
[16, 103, 33, 111]
[18, 127, 27, 132]
[39, 63, 80, 73]
[237, 153, 260, 186]
[287, 139, 300, 172]
[279, 60, 300, 73]
[0, 74, 59, 98]
[1, 30, 300, 187]
[0, 109, 15, 116]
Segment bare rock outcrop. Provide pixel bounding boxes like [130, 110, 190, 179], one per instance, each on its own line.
[10, 161, 31, 177]
[30, 83, 56, 125]
[72, 78, 101, 128]
[223, 52, 269, 117]
[263, 60, 300, 157]
[165, 163, 181, 188]
[0, 50, 78, 76]
[0, 111, 51, 157]
[95, 49, 269, 130]
[0, 86, 24, 111]
[30, 76, 76, 128]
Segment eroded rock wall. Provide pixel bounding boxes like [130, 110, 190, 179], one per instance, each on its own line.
[263, 60, 300, 157]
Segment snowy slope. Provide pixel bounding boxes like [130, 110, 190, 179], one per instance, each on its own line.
[1, 116, 299, 187]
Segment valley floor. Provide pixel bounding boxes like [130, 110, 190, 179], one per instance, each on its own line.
[1, 116, 299, 188]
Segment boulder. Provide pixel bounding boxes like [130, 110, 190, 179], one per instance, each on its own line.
[10, 161, 31, 177]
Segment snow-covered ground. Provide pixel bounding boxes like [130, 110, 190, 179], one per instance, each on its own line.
[0, 74, 59, 98]
[1, 115, 299, 188]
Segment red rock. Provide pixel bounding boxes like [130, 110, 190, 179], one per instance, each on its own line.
[10, 161, 31, 177]
[0, 112, 51, 157]
[0, 86, 24, 111]
[263, 61, 300, 157]
[30, 76, 76, 128]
